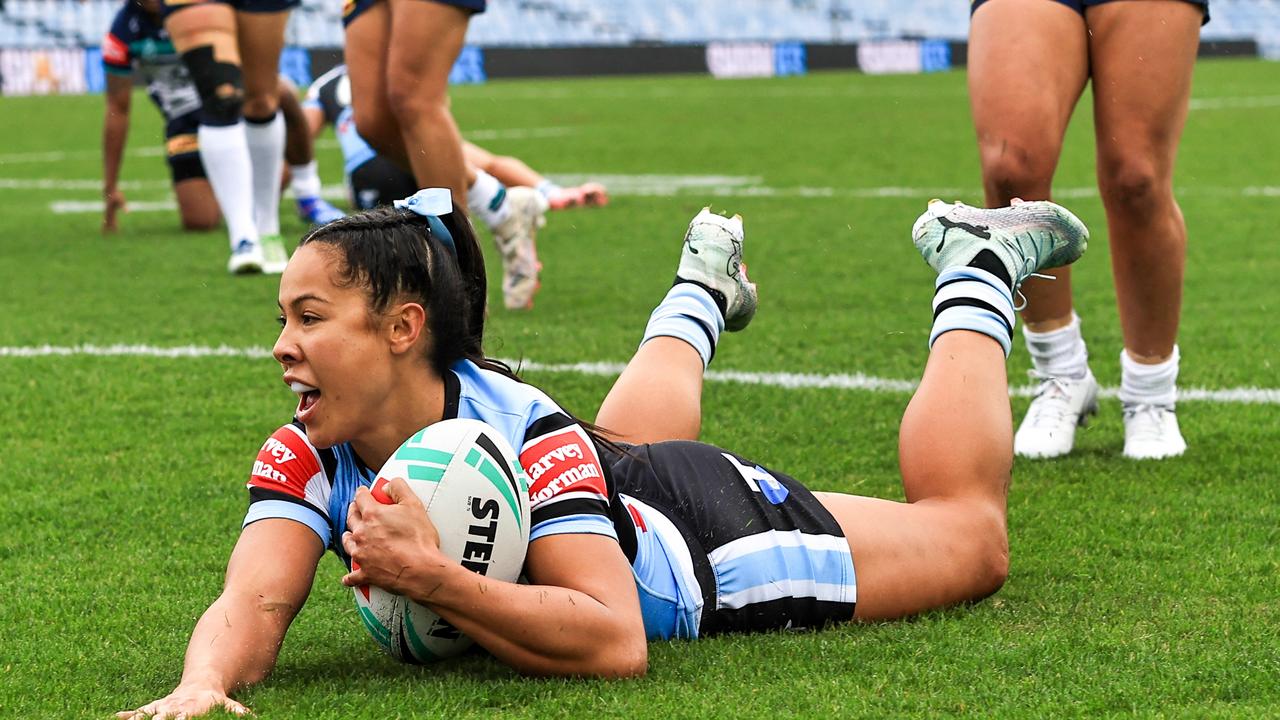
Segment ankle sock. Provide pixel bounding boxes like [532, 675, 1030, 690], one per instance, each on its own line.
[290, 159, 323, 200]
[467, 170, 511, 229]
[1120, 345, 1179, 408]
[535, 179, 561, 203]
[1023, 313, 1090, 379]
[641, 283, 723, 369]
[930, 266, 1016, 357]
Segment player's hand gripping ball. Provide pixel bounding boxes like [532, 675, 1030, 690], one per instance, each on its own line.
[350, 419, 531, 662]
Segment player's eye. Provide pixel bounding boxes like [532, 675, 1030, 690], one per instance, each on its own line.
[276, 314, 286, 328]
[301, 313, 320, 326]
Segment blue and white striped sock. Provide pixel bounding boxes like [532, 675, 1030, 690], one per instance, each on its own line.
[930, 267, 1016, 357]
[641, 283, 724, 369]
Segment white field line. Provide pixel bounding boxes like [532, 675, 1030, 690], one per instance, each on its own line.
[24, 171, 1280, 211]
[0, 92, 1271, 165]
[1188, 95, 1280, 111]
[0, 128, 575, 165]
[3, 344, 1278, 406]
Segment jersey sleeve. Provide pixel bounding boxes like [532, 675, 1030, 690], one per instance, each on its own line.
[101, 32, 132, 75]
[102, 8, 135, 75]
[244, 423, 332, 546]
[520, 410, 617, 543]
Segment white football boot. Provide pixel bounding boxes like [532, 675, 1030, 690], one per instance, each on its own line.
[260, 234, 290, 275]
[491, 186, 545, 310]
[1122, 403, 1187, 459]
[227, 238, 265, 275]
[1014, 369, 1100, 458]
[911, 199, 1089, 288]
[676, 207, 758, 331]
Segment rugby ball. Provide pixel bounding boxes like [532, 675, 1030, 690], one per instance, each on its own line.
[352, 418, 531, 663]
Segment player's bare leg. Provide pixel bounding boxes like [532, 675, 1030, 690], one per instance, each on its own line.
[278, 78, 311, 168]
[174, 178, 221, 232]
[969, 0, 1089, 331]
[818, 330, 1013, 620]
[818, 199, 1089, 620]
[384, 0, 470, 202]
[597, 338, 706, 445]
[597, 210, 755, 444]
[970, 0, 1102, 458]
[1087, 0, 1200, 458]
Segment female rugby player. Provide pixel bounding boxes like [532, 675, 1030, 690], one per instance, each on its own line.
[342, 0, 475, 206]
[100, 0, 340, 234]
[118, 193, 1088, 718]
[968, 0, 1206, 459]
[159, 0, 298, 273]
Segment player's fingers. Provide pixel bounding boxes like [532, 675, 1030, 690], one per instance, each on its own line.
[340, 568, 364, 587]
[341, 530, 358, 556]
[382, 477, 420, 508]
[349, 487, 372, 519]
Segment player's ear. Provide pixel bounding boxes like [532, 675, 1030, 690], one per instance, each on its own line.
[387, 302, 427, 355]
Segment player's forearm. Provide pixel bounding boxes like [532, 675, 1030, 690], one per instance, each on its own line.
[176, 591, 298, 693]
[404, 560, 647, 678]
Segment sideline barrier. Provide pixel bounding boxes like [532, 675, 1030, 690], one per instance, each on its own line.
[0, 39, 1260, 97]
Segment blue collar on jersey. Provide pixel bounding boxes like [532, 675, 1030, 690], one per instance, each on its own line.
[393, 188, 457, 257]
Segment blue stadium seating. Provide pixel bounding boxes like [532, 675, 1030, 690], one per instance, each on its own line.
[1, 0, 1277, 58]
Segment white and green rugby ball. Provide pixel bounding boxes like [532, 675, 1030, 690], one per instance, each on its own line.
[352, 418, 531, 663]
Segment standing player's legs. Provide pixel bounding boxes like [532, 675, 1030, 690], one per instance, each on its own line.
[343, 1, 408, 166]
[1085, 0, 1202, 459]
[596, 209, 757, 445]
[970, 0, 1088, 326]
[969, 0, 1098, 459]
[383, 0, 471, 203]
[236, 7, 292, 265]
[163, 3, 262, 270]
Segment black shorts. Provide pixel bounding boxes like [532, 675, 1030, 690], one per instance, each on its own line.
[348, 155, 419, 210]
[971, 0, 1209, 23]
[161, 0, 300, 20]
[343, 0, 486, 28]
[604, 441, 857, 637]
[165, 112, 206, 183]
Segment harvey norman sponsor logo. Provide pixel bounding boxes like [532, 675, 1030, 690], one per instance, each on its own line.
[520, 425, 605, 506]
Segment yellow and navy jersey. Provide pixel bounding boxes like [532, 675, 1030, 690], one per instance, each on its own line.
[101, 2, 201, 122]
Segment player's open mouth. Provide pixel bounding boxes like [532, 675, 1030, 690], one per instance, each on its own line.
[291, 381, 321, 421]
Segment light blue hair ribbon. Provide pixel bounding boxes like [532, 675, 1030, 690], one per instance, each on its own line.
[393, 188, 456, 256]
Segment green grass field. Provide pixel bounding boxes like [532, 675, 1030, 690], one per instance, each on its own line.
[1, 59, 1278, 718]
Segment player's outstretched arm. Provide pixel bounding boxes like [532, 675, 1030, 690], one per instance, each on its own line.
[342, 479, 647, 678]
[101, 73, 133, 234]
[117, 519, 324, 720]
